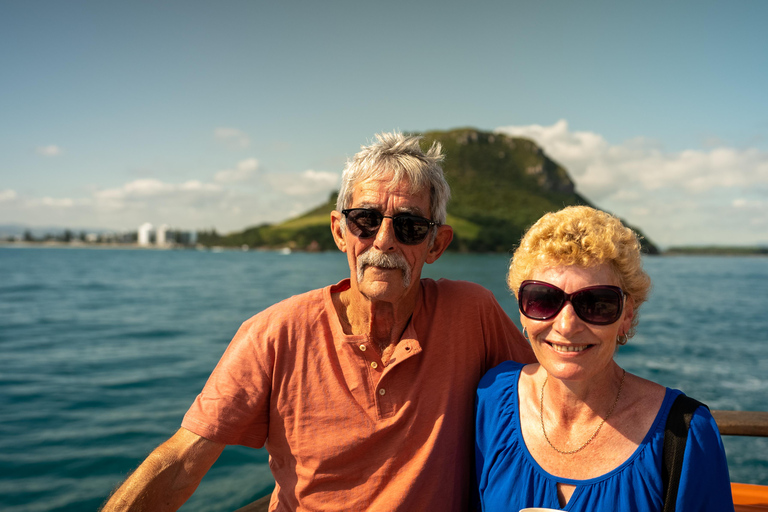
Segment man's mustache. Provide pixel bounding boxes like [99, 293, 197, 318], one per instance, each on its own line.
[357, 250, 411, 288]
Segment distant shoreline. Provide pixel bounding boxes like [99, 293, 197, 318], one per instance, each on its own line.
[3, 240, 767, 256]
[663, 246, 768, 256]
[0, 241, 196, 251]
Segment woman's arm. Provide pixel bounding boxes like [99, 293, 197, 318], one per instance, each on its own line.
[101, 427, 225, 512]
[676, 408, 735, 512]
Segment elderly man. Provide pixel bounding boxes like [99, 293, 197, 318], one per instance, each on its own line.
[102, 132, 534, 512]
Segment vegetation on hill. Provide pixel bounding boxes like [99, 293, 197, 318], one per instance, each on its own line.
[665, 246, 768, 256]
[421, 129, 590, 252]
[202, 128, 659, 254]
[197, 193, 337, 250]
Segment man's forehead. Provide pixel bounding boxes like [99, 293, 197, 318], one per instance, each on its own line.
[351, 176, 430, 212]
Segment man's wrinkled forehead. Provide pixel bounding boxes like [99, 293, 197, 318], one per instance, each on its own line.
[351, 174, 432, 214]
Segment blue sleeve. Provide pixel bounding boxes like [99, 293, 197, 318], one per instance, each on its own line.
[675, 407, 734, 511]
[474, 364, 506, 495]
[474, 361, 525, 510]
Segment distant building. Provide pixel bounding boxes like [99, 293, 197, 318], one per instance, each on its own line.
[136, 223, 197, 247]
[156, 224, 169, 246]
[138, 223, 153, 246]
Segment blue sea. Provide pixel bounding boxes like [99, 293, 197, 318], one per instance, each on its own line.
[1, 247, 767, 511]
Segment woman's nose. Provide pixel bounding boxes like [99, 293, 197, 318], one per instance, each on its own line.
[554, 301, 584, 334]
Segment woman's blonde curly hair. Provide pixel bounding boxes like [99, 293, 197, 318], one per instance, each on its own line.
[507, 206, 651, 341]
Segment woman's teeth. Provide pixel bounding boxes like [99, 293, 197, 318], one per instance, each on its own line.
[548, 343, 589, 353]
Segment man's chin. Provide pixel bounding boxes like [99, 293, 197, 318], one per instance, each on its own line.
[358, 266, 410, 289]
[359, 270, 414, 296]
[358, 281, 412, 304]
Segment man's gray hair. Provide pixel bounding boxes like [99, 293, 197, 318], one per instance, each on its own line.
[336, 132, 451, 225]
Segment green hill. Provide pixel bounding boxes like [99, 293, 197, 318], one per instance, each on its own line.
[200, 128, 659, 254]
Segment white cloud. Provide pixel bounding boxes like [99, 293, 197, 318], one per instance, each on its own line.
[214, 127, 250, 149]
[36, 145, 62, 157]
[40, 197, 75, 207]
[93, 178, 224, 210]
[732, 198, 748, 208]
[732, 198, 767, 212]
[180, 180, 222, 192]
[116, 178, 172, 196]
[0, 189, 18, 202]
[496, 120, 768, 198]
[267, 169, 340, 196]
[214, 158, 259, 183]
[495, 120, 768, 247]
[0, 155, 341, 233]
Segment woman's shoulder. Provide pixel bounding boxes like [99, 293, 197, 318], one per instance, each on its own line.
[477, 362, 533, 414]
[606, 373, 669, 450]
[615, 378, 722, 456]
[478, 360, 527, 390]
[642, 382, 718, 430]
[664, 389, 721, 434]
[475, 362, 531, 455]
[623, 373, 667, 410]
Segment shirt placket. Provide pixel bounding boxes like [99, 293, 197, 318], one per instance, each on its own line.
[363, 339, 421, 419]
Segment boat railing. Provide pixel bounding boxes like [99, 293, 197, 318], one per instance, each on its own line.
[712, 410, 768, 511]
[235, 410, 768, 512]
[712, 410, 768, 437]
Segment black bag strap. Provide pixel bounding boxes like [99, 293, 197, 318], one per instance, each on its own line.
[661, 394, 708, 512]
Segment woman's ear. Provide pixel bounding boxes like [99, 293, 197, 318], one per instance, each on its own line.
[620, 295, 635, 337]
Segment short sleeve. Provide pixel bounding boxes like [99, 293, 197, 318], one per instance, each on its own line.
[475, 286, 535, 370]
[474, 361, 526, 503]
[475, 364, 504, 478]
[675, 407, 735, 511]
[182, 314, 273, 448]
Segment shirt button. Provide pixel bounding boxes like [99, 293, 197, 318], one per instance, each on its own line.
[359, 344, 367, 352]
[371, 362, 378, 369]
[378, 388, 386, 396]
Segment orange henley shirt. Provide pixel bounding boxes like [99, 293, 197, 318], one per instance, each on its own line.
[182, 278, 533, 511]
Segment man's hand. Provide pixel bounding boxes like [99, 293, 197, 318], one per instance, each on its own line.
[101, 428, 225, 512]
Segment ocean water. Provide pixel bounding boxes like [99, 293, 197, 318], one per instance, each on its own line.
[0, 247, 766, 511]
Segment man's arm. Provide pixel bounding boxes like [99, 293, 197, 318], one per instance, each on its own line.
[101, 427, 225, 512]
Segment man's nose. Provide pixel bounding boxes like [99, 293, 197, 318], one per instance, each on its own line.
[373, 217, 397, 252]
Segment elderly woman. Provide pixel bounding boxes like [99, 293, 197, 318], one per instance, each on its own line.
[475, 206, 733, 511]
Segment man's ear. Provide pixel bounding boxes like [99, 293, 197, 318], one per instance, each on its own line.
[425, 224, 453, 264]
[330, 211, 347, 252]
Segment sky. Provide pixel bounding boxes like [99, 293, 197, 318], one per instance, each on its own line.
[1, 0, 767, 248]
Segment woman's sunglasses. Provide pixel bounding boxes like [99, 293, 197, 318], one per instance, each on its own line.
[518, 280, 625, 325]
[341, 208, 437, 245]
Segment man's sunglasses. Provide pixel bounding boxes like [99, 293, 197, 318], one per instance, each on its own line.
[518, 280, 625, 325]
[341, 208, 437, 245]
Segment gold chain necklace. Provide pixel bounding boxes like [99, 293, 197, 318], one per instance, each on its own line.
[539, 368, 626, 455]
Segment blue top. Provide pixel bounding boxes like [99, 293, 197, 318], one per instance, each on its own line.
[475, 361, 734, 511]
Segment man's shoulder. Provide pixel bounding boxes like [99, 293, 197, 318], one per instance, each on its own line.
[422, 278, 499, 303]
[271, 285, 327, 309]
[241, 285, 329, 328]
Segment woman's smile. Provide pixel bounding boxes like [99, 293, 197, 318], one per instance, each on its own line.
[545, 341, 592, 353]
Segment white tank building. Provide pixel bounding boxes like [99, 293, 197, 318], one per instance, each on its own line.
[156, 224, 169, 246]
[136, 223, 197, 247]
[138, 223, 153, 246]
